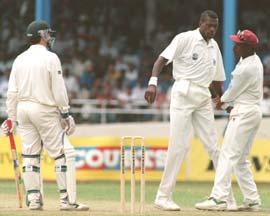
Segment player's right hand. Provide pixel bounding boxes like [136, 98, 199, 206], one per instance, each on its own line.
[1, 119, 16, 135]
[144, 85, 157, 104]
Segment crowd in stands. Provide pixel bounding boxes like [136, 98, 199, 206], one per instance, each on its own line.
[0, 0, 270, 122]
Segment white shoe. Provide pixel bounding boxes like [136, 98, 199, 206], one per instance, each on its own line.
[29, 201, 43, 210]
[28, 193, 43, 210]
[238, 199, 261, 212]
[60, 197, 89, 211]
[195, 197, 227, 211]
[60, 203, 89, 211]
[154, 198, 181, 211]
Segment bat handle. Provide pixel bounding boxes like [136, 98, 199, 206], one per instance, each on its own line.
[6, 119, 12, 130]
[6, 120, 16, 150]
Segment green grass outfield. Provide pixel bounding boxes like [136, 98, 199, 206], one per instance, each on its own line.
[0, 181, 269, 216]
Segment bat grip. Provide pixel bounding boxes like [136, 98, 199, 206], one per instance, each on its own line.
[6, 119, 12, 130]
[6, 120, 16, 150]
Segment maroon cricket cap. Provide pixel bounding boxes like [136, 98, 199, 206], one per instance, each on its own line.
[230, 30, 259, 47]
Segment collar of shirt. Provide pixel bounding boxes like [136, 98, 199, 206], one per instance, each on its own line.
[195, 28, 214, 47]
[237, 53, 256, 66]
[29, 44, 47, 51]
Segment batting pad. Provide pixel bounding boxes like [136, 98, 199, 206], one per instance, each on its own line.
[62, 133, 77, 204]
[22, 156, 41, 199]
[55, 154, 67, 193]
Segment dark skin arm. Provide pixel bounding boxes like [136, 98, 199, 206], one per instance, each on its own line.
[209, 81, 223, 99]
[209, 81, 233, 113]
[209, 81, 223, 108]
[209, 81, 222, 107]
[210, 81, 233, 113]
[144, 56, 168, 104]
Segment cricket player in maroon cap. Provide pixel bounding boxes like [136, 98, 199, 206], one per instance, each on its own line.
[195, 29, 263, 211]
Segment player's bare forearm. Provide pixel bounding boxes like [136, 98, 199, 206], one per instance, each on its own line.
[151, 56, 168, 77]
[209, 81, 223, 98]
[144, 57, 167, 104]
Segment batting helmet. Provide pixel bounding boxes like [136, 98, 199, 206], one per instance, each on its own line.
[26, 20, 56, 49]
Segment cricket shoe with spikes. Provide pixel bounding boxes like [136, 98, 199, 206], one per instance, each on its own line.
[195, 197, 227, 211]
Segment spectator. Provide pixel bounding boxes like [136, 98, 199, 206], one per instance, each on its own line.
[0, 69, 9, 98]
[123, 63, 138, 88]
[79, 61, 95, 90]
[64, 69, 79, 100]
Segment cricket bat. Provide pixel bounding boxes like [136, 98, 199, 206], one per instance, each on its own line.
[6, 119, 24, 208]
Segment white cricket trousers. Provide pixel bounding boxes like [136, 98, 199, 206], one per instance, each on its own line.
[17, 101, 65, 158]
[211, 104, 261, 202]
[156, 81, 220, 199]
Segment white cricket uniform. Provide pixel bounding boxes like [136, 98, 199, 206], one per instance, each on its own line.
[7, 44, 70, 158]
[210, 54, 263, 202]
[156, 29, 225, 199]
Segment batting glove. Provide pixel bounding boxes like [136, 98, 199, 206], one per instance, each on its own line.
[1, 119, 17, 135]
[60, 114, 76, 135]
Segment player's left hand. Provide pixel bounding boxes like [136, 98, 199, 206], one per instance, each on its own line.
[212, 96, 220, 105]
[215, 99, 223, 110]
[212, 96, 223, 110]
[61, 115, 76, 135]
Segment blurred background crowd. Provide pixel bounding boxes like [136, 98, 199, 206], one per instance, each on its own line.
[0, 0, 270, 122]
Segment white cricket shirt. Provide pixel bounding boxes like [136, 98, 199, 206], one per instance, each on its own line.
[160, 28, 225, 87]
[7, 44, 70, 120]
[221, 54, 263, 106]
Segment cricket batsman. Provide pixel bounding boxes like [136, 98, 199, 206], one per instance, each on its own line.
[1, 20, 89, 211]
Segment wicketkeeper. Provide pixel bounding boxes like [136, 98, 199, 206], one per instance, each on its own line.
[1, 20, 89, 211]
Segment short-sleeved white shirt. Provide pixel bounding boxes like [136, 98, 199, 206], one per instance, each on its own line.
[160, 28, 225, 87]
